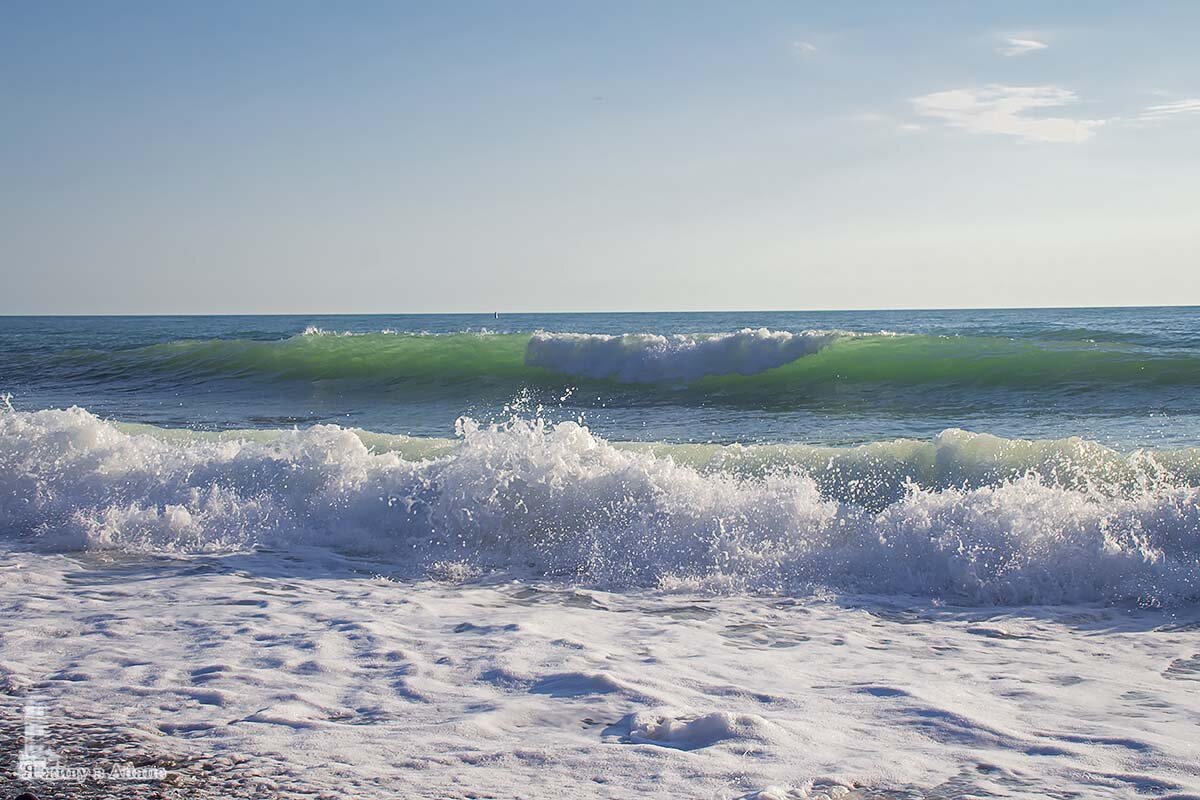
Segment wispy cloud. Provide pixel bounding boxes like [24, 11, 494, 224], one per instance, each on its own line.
[1140, 98, 1200, 119]
[912, 85, 1104, 144]
[854, 111, 922, 134]
[998, 37, 1048, 57]
[793, 40, 818, 56]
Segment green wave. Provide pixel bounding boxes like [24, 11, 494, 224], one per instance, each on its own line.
[700, 335, 1200, 391]
[70, 330, 1200, 392]
[89, 331, 539, 384]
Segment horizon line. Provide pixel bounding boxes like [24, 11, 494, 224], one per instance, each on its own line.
[1, 302, 1198, 318]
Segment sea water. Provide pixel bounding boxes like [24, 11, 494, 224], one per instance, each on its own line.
[2, 308, 1199, 798]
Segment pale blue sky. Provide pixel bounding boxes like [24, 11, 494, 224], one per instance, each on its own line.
[3, 1, 1199, 313]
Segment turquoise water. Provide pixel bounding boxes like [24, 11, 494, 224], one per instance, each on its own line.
[2, 307, 1200, 447]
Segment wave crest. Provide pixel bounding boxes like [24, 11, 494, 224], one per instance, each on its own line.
[3, 406, 1200, 605]
[524, 328, 842, 382]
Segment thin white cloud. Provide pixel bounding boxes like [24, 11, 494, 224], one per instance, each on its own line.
[1140, 98, 1200, 118]
[912, 84, 1104, 144]
[854, 111, 922, 134]
[998, 37, 1048, 57]
[793, 40, 818, 56]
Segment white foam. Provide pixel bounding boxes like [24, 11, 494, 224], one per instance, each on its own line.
[3, 551, 1196, 797]
[524, 328, 842, 382]
[299, 326, 500, 337]
[3, 406, 1200, 605]
[628, 710, 777, 750]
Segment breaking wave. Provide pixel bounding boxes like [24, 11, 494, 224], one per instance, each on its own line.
[3, 405, 1199, 606]
[49, 327, 1200, 396]
[523, 329, 843, 382]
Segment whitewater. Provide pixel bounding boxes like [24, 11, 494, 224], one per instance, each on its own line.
[5, 405, 1200, 605]
[2, 309, 1200, 798]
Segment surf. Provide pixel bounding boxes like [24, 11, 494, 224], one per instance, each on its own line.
[523, 328, 844, 382]
[4, 404, 1199, 606]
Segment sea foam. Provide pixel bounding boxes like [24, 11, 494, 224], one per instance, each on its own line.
[524, 328, 842, 382]
[2, 406, 1199, 605]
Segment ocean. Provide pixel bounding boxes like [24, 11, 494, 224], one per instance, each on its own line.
[7, 307, 1200, 446]
[2, 308, 1199, 798]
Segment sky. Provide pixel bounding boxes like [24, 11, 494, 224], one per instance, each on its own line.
[2, 0, 1199, 314]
